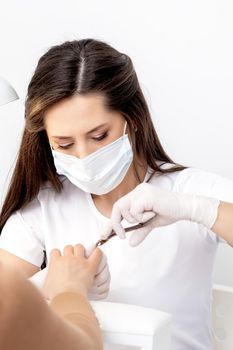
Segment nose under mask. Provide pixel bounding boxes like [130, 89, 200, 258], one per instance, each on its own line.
[51, 122, 133, 195]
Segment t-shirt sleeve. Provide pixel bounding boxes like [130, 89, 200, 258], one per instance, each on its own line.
[0, 210, 45, 267]
[174, 167, 233, 244]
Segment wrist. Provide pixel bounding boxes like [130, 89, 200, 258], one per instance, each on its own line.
[50, 291, 89, 314]
[50, 291, 99, 325]
[185, 194, 220, 229]
[50, 285, 88, 301]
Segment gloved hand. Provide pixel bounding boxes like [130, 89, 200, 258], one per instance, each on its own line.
[103, 183, 220, 247]
[85, 243, 111, 300]
[30, 243, 110, 300]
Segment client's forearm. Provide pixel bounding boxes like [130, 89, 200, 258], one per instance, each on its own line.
[50, 292, 103, 350]
[0, 273, 102, 350]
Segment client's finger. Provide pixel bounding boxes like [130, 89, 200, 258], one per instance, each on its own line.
[50, 249, 61, 259]
[74, 244, 85, 257]
[63, 245, 74, 256]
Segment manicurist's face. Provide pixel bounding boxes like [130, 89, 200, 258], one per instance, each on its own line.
[44, 94, 126, 158]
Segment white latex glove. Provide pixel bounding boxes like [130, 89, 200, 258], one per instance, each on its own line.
[85, 243, 111, 300]
[103, 183, 220, 247]
[30, 243, 110, 300]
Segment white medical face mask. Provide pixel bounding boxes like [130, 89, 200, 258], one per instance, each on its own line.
[51, 122, 133, 195]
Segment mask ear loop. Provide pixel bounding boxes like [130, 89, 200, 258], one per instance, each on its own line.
[123, 121, 127, 136]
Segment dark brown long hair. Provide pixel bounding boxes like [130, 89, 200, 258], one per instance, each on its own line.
[0, 39, 186, 232]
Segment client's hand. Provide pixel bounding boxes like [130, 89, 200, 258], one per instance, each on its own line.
[43, 244, 102, 300]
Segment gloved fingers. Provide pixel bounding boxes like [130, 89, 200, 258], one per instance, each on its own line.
[129, 215, 159, 246]
[85, 245, 109, 283]
[101, 219, 126, 240]
[129, 210, 156, 224]
[94, 265, 110, 286]
[90, 279, 110, 294]
[98, 291, 109, 299]
[129, 215, 177, 246]
[118, 202, 138, 224]
[88, 290, 109, 300]
[95, 252, 107, 275]
[103, 219, 125, 240]
[111, 193, 144, 238]
[101, 221, 120, 240]
[153, 215, 177, 227]
[109, 202, 126, 239]
[129, 228, 151, 247]
[88, 272, 110, 300]
[87, 250, 110, 300]
[101, 197, 134, 239]
[95, 280, 110, 294]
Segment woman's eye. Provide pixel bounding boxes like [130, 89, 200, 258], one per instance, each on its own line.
[58, 143, 73, 149]
[93, 132, 108, 141]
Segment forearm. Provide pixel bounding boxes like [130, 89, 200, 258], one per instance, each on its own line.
[211, 201, 233, 246]
[50, 292, 103, 350]
[0, 274, 102, 350]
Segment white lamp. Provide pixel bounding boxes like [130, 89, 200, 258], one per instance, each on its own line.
[0, 76, 19, 106]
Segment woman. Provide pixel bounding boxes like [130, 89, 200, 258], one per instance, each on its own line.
[0, 38, 232, 350]
[0, 244, 103, 350]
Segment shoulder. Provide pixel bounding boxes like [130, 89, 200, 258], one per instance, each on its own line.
[1, 177, 70, 240]
[173, 167, 218, 191]
[173, 167, 233, 202]
[20, 176, 87, 222]
[12, 176, 69, 227]
[149, 165, 233, 201]
[147, 163, 186, 190]
[174, 166, 231, 188]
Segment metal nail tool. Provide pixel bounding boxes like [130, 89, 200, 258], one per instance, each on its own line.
[95, 218, 154, 247]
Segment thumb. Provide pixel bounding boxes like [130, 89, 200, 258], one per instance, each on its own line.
[88, 247, 103, 273]
[85, 242, 96, 258]
[129, 216, 158, 247]
[129, 228, 151, 247]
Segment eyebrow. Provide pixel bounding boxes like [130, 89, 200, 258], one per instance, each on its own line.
[51, 123, 108, 139]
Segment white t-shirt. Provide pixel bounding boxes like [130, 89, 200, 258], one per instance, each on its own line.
[1, 166, 233, 350]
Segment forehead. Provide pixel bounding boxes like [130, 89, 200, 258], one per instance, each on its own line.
[44, 93, 121, 134]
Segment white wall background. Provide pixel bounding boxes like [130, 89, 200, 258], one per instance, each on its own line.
[0, 0, 233, 285]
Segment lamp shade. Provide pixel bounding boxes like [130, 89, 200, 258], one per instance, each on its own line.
[0, 76, 19, 106]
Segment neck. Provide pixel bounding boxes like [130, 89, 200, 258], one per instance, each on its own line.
[92, 160, 147, 206]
